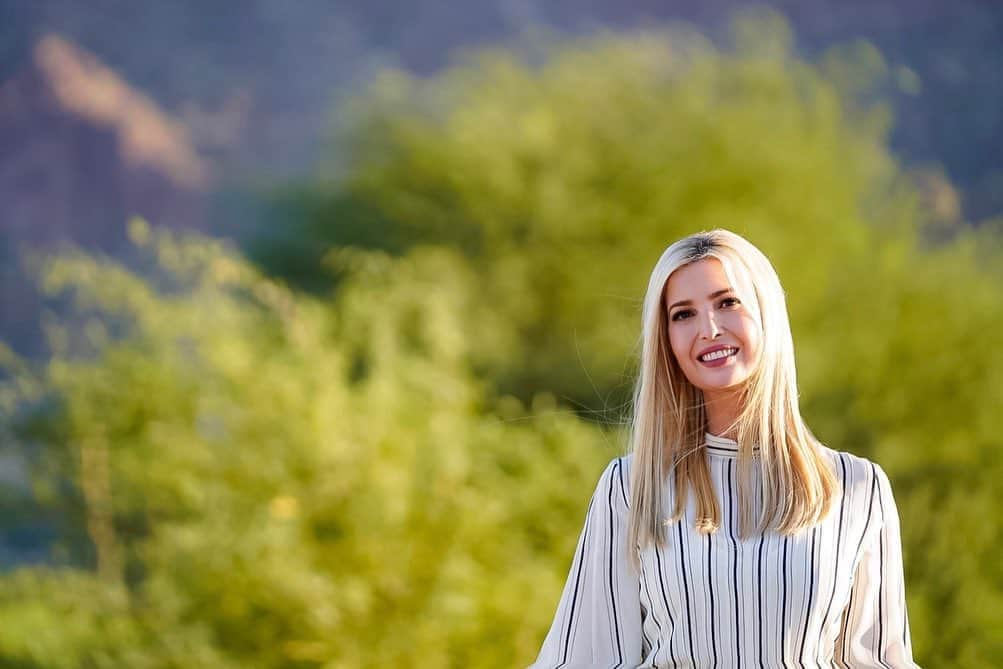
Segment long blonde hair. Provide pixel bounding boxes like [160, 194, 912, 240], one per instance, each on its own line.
[626, 229, 838, 570]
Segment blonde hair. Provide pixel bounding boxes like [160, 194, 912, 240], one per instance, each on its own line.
[626, 229, 838, 570]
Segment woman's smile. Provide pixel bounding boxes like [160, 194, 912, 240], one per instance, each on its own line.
[697, 345, 740, 366]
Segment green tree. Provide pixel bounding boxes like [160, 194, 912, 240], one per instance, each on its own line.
[258, 14, 900, 416]
[0, 220, 618, 667]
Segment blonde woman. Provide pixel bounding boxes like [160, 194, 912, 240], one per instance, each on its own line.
[529, 230, 919, 668]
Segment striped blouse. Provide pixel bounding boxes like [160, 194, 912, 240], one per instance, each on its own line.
[529, 433, 920, 668]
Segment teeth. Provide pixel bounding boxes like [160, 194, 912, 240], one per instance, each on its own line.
[700, 348, 737, 362]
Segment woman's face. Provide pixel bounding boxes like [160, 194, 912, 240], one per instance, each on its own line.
[663, 257, 763, 399]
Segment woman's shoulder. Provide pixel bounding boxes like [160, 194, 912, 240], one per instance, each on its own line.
[816, 443, 891, 493]
[593, 454, 633, 510]
[598, 453, 634, 478]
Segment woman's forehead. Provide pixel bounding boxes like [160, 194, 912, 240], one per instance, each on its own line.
[662, 255, 755, 304]
[663, 258, 729, 297]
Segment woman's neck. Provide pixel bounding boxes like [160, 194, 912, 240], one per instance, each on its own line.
[703, 388, 744, 439]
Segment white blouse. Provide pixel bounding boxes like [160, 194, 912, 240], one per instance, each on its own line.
[529, 434, 920, 668]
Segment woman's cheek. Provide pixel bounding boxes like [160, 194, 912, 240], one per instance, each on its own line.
[668, 330, 689, 362]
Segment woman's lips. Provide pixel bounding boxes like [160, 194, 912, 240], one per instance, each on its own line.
[697, 347, 738, 368]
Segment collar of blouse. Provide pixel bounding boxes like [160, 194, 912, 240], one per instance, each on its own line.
[704, 432, 761, 459]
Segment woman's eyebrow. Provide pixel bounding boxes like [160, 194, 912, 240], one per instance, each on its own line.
[668, 288, 734, 311]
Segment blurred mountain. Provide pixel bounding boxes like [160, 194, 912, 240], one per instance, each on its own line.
[0, 34, 211, 355]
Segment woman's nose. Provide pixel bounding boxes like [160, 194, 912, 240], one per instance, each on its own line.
[699, 311, 722, 339]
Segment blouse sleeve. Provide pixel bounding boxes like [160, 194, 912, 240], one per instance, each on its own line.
[834, 463, 921, 668]
[528, 457, 642, 669]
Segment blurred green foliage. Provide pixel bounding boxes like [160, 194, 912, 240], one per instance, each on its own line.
[256, 14, 903, 414]
[0, 219, 615, 667]
[1, 14, 1001, 668]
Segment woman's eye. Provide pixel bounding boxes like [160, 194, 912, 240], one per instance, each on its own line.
[719, 297, 740, 308]
[671, 309, 695, 321]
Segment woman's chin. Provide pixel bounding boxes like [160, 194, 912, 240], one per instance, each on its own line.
[693, 374, 751, 395]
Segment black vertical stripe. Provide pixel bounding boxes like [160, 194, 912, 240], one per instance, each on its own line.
[726, 460, 741, 669]
[797, 527, 818, 667]
[876, 524, 891, 669]
[841, 463, 880, 666]
[757, 531, 766, 669]
[780, 535, 789, 664]
[820, 455, 849, 637]
[557, 496, 595, 668]
[838, 573, 857, 667]
[707, 532, 719, 668]
[875, 466, 892, 669]
[855, 465, 880, 561]
[638, 556, 661, 662]
[654, 545, 680, 667]
[617, 457, 629, 508]
[677, 521, 698, 668]
[607, 463, 623, 666]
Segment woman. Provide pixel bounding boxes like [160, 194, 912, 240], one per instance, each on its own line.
[529, 230, 919, 668]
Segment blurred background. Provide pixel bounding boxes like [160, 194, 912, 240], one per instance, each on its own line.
[0, 1, 1001, 667]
